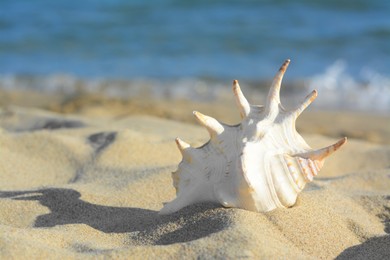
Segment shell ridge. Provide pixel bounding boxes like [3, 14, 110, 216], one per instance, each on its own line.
[263, 150, 286, 210]
[282, 155, 302, 193]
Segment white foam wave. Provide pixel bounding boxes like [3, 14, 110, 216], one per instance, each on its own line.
[307, 60, 390, 113]
[0, 74, 228, 102]
[1, 61, 389, 114]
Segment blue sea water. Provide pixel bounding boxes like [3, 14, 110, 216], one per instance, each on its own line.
[0, 0, 389, 111]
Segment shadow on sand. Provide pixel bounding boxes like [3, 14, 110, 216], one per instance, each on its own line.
[0, 188, 229, 245]
[336, 197, 390, 259]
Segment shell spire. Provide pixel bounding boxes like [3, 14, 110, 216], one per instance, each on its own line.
[233, 80, 250, 118]
[298, 137, 347, 168]
[265, 59, 290, 117]
[193, 111, 224, 137]
[160, 59, 347, 215]
[175, 138, 192, 162]
[291, 90, 318, 118]
[175, 137, 190, 151]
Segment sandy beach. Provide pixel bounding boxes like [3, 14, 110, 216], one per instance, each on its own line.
[0, 89, 389, 259]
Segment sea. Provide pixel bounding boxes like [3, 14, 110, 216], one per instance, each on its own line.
[0, 0, 389, 113]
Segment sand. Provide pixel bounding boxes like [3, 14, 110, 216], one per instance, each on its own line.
[0, 90, 389, 259]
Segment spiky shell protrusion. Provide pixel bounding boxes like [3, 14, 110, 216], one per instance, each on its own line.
[159, 59, 347, 215]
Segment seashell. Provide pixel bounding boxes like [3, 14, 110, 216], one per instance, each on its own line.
[160, 59, 347, 215]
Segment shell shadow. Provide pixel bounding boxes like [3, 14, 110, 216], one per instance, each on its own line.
[17, 119, 85, 132]
[336, 196, 390, 259]
[0, 188, 229, 245]
[335, 236, 390, 259]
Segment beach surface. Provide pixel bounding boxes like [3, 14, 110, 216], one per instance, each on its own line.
[0, 89, 389, 259]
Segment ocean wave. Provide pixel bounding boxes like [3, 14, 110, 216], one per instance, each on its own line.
[307, 60, 390, 113]
[0, 61, 389, 114]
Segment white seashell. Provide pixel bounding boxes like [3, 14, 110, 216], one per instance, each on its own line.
[160, 59, 347, 215]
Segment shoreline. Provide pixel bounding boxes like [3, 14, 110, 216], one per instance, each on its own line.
[1, 72, 389, 114]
